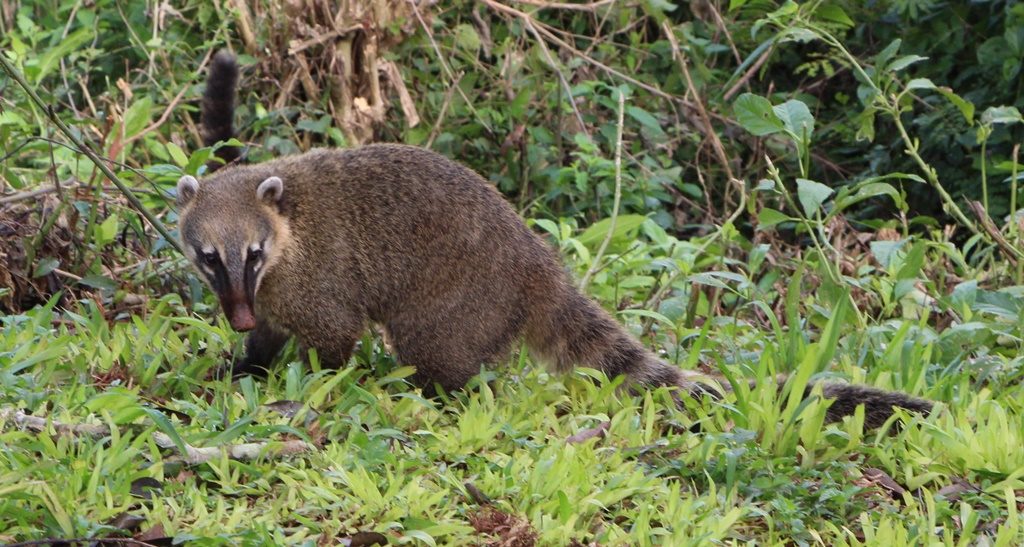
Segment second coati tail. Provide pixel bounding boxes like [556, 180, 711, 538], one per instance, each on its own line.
[524, 275, 932, 427]
[201, 50, 241, 167]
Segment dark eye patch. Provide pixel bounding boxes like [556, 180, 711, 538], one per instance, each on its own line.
[199, 249, 220, 267]
[247, 246, 263, 264]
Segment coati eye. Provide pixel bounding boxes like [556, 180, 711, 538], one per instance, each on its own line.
[202, 251, 220, 267]
[247, 247, 263, 264]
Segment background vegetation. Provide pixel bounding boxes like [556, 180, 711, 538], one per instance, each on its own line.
[2, 0, 1024, 544]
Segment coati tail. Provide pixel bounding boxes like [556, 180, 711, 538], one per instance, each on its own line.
[524, 285, 710, 396]
[813, 382, 932, 429]
[526, 281, 932, 427]
[202, 50, 240, 166]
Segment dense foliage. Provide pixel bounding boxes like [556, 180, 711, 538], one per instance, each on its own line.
[2, 0, 1024, 544]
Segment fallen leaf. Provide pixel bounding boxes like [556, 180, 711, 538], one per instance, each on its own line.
[566, 421, 610, 444]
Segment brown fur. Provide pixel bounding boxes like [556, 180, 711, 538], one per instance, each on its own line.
[177, 145, 932, 428]
[177, 52, 933, 429]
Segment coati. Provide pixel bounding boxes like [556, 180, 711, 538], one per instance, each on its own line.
[177, 52, 933, 429]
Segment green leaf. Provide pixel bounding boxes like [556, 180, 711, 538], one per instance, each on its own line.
[122, 97, 154, 139]
[33, 257, 60, 278]
[905, 78, 936, 91]
[870, 240, 906, 269]
[816, 5, 854, 27]
[296, 116, 331, 134]
[577, 214, 648, 249]
[795, 178, 833, 216]
[773, 99, 815, 141]
[35, 28, 91, 82]
[757, 208, 792, 229]
[454, 23, 481, 53]
[734, 93, 784, 136]
[142, 407, 190, 456]
[185, 147, 214, 175]
[982, 106, 1023, 125]
[166, 142, 189, 167]
[79, 274, 118, 291]
[889, 55, 927, 72]
[874, 39, 903, 71]
[626, 106, 667, 139]
[834, 182, 905, 212]
[855, 108, 876, 141]
[96, 214, 120, 246]
[938, 88, 975, 124]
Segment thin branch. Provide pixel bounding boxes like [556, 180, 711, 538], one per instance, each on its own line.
[408, 0, 495, 136]
[511, 0, 617, 11]
[579, 91, 625, 290]
[480, 0, 686, 106]
[662, 21, 737, 184]
[1, 539, 162, 547]
[0, 52, 183, 253]
[723, 44, 774, 101]
[121, 82, 191, 146]
[521, 15, 590, 137]
[0, 408, 315, 465]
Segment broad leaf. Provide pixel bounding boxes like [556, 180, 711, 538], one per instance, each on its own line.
[796, 178, 833, 216]
[734, 93, 784, 136]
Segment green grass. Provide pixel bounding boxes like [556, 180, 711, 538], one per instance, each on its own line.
[3, 233, 1024, 546]
[3, 3, 1024, 543]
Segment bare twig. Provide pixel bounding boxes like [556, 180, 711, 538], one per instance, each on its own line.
[967, 200, 1022, 266]
[579, 91, 625, 290]
[511, 0, 617, 11]
[426, 72, 463, 148]
[1, 539, 162, 547]
[287, 25, 362, 55]
[520, 14, 589, 136]
[723, 44, 774, 101]
[0, 52, 182, 253]
[230, 0, 258, 54]
[481, 0, 686, 105]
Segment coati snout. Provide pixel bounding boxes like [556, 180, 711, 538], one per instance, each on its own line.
[176, 51, 934, 430]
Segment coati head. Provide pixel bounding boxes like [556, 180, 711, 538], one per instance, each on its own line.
[176, 172, 290, 331]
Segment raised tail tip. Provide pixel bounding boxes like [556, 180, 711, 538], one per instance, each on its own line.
[201, 49, 241, 163]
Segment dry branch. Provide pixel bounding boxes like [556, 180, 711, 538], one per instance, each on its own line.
[0, 408, 315, 465]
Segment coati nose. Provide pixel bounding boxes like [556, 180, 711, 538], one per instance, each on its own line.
[219, 290, 256, 331]
[229, 305, 257, 331]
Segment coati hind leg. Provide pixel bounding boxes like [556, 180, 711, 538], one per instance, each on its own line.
[383, 290, 527, 395]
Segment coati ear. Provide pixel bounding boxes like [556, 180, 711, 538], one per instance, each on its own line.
[177, 175, 200, 206]
[256, 176, 284, 204]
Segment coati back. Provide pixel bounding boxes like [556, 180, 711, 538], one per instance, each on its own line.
[177, 53, 933, 429]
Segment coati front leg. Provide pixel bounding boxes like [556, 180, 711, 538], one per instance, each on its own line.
[218, 319, 290, 379]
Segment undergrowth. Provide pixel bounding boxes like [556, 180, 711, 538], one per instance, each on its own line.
[3, 0, 1024, 545]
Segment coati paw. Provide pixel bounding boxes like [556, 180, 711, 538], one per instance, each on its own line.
[208, 360, 270, 381]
